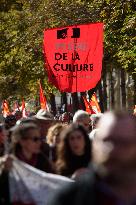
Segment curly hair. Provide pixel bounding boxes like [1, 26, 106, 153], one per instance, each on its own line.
[46, 123, 66, 146]
[56, 123, 91, 175]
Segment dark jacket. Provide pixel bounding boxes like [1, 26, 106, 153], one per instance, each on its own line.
[16, 152, 54, 173]
[48, 172, 96, 205]
[48, 170, 136, 205]
[36, 153, 54, 173]
[57, 154, 90, 177]
[0, 144, 5, 157]
[41, 142, 50, 158]
[0, 171, 10, 205]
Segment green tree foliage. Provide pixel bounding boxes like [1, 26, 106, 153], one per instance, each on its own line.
[0, 0, 135, 102]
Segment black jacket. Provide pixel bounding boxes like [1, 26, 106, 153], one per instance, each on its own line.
[0, 171, 10, 205]
[47, 170, 134, 205]
[58, 154, 90, 177]
[48, 172, 97, 205]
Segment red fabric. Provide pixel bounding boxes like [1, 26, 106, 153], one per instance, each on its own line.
[39, 81, 47, 110]
[22, 99, 27, 118]
[43, 23, 103, 92]
[2, 100, 10, 117]
[90, 93, 101, 114]
[82, 96, 94, 114]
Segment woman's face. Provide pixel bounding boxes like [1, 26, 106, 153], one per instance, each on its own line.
[68, 130, 85, 156]
[20, 129, 41, 155]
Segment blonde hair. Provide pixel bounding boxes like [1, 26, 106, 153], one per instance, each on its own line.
[46, 123, 66, 145]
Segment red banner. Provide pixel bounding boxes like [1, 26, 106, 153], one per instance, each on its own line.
[43, 23, 103, 92]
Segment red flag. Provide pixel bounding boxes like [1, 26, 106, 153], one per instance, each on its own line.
[22, 99, 27, 118]
[90, 93, 101, 114]
[2, 100, 10, 117]
[39, 81, 49, 110]
[43, 22, 103, 92]
[82, 96, 93, 114]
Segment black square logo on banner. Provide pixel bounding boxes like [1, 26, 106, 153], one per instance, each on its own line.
[57, 28, 69, 39]
[57, 27, 80, 39]
[71, 28, 80, 38]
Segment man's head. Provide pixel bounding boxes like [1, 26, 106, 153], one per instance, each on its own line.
[34, 109, 55, 137]
[93, 112, 136, 180]
[90, 113, 103, 129]
[5, 115, 16, 129]
[73, 110, 91, 132]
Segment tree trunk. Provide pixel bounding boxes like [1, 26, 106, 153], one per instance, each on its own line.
[120, 69, 126, 109]
[110, 68, 115, 109]
[61, 92, 67, 112]
[80, 92, 86, 111]
[106, 71, 111, 110]
[125, 73, 134, 113]
[102, 67, 108, 111]
[50, 94, 56, 115]
[98, 81, 104, 112]
[71, 93, 79, 113]
[114, 69, 121, 111]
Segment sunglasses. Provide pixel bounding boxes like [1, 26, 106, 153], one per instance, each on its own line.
[26, 136, 43, 142]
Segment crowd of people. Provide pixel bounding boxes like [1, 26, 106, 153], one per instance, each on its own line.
[0, 108, 136, 205]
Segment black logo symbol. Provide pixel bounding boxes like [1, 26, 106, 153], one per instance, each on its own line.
[71, 28, 80, 38]
[57, 28, 69, 39]
[57, 28, 80, 39]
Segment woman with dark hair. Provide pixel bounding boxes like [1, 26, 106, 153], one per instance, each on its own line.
[56, 123, 91, 178]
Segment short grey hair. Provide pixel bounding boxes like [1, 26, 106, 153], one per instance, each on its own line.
[90, 113, 103, 125]
[73, 110, 90, 123]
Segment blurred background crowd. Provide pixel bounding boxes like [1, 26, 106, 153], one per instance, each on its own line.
[0, 108, 136, 205]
